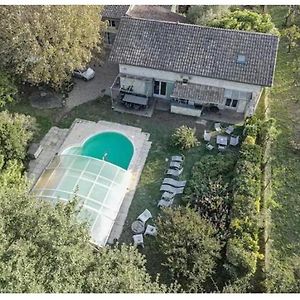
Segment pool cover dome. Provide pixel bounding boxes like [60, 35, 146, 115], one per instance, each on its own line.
[32, 154, 130, 246]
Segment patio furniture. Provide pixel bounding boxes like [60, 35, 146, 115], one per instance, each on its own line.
[160, 184, 184, 194]
[206, 143, 214, 151]
[218, 145, 227, 151]
[162, 191, 176, 200]
[225, 125, 234, 135]
[137, 209, 152, 224]
[144, 225, 157, 236]
[216, 135, 228, 146]
[131, 220, 145, 234]
[171, 155, 185, 163]
[214, 123, 222, 132]
[133, 234, 144, 248]
[230, 135, 240, 146]
[166, 168, 183, 177]
[162, 178, 186, 188]
[203, 130, 211, 142]
[170, 161, 182, 170]
[158, 198, 174, 208]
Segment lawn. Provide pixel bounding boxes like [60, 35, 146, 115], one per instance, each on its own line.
[267, 6, 300, 260]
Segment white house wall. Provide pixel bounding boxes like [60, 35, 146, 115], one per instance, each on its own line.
[119, 64, 263, 113]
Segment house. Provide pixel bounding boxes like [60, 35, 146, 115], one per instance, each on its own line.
[109, 17, 279, 119]
[102, 5, 186, 47]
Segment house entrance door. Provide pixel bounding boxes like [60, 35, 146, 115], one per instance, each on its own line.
[153, 80, 167, 97]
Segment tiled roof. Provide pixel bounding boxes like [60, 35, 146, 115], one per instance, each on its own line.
[109, 17, 279, 87]
[102, 5, 130, 19]
[127, 5, 187, 23]
[171, 82, 224, 104]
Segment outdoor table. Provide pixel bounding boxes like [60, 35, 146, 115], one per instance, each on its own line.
[216, 135, 228, 146]
[131, 220, 145, 234]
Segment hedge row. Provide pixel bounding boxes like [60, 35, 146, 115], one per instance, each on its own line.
[225, 118, 263, 278]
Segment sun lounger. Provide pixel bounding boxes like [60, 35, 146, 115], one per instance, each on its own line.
[166, 168, 183, 177]
[225, 125, 234, 135]
[214, 123, 222, 132]
[170, 161, 182, 170]
[162, 191, 176, 200]
[158, 198, 174, 208]
[171, 155, 184, 163]
[162, 178, 186, 188]
[160, 184, 184, 194]
[203, 130, 211, 142]
[137, 209, 152, 224]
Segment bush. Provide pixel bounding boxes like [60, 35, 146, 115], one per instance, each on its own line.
[226, 118, 263, 279]
[171, 125, 198, 150]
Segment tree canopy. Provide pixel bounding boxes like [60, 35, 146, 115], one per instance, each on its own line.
[0, 6, 106, 89]
[0, 72, 17, 107]
[0, 111, 36, 164]
[208, 9, 279, 35]
[156, 206, 221, 292]
[186, 5, 230, 26]
[0, 164, 170, 293]
[282, 25, 300, 53]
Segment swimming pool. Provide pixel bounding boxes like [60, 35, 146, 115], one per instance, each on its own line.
[64, 131, 134, 170]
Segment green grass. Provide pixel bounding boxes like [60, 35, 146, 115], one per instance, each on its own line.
[267, 6, 300, 259]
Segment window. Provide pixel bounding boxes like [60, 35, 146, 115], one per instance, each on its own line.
[109, 20, 116, 27]
[225, 98, 232, 106]
[232, 100, 238, 108]
[237, 54, 246, 64]
[225, 98, 238, 108]
[154, 80, 167, 96]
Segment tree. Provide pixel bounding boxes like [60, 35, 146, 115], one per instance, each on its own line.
[0, 111, 36, 164]
[0, 165, 170, 293]
[186, 5, 230, 26]
[284, 5, 300, 27]
[0, 6, 106, 89]
[282, 25, 300, 53]
[171, 125, 198, 150]
[0, 72, 17, 107]
[156, 206, 221, 292]
[209, 10, 279, 35]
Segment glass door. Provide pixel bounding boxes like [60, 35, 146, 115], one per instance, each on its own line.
[154, 80, 167, 97]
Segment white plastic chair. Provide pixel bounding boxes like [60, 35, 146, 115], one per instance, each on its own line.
[206, 143, 214, 151]
[225, 125, 234, 135]
[203, 130, 211, 142]
[137, 209, 152, 224]
[230, 135, 240, 146]
[133, 234, 144, 247]
[214, 123, 222, 132]
[144, 225, 157, 236]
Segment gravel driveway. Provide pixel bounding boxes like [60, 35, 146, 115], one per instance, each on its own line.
[65, 52, 118, 110]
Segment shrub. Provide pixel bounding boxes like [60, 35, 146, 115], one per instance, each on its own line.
[226, 119, 263, 279]
[171, 125, 198, 150]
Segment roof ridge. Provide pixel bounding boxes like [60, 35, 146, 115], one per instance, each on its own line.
[121, 15, 278, 38]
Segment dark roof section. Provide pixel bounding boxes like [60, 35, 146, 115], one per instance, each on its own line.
[127, 5, 187, 23]
[102, 5, 130, 19]
[109, 17, 279, 87]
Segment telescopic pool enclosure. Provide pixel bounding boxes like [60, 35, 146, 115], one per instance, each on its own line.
[32, 154, 130, 246]
[29, 119, 151, 247]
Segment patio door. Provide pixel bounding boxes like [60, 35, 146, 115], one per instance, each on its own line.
[154, 80, 167, 97]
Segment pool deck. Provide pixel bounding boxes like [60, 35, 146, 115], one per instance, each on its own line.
[28, 118, 152, 245]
